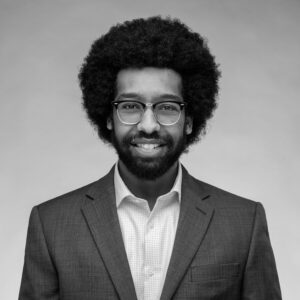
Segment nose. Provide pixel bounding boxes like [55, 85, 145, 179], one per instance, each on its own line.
[137, 107, 160, 134]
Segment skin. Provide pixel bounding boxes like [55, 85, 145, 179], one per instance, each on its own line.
[107, 67, 192, 209]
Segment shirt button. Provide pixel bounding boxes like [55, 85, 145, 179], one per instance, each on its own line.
[148, 268, 154, 277]
[145, 266, 154, 277]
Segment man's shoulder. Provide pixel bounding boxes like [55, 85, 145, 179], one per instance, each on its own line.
[36, 167, 115, 217]
[187, 172, 257, 209]
[37, 181, 96, 210]
[32, 181, 97, 225]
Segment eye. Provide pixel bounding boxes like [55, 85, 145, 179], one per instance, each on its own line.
[119, 102, 141, 110]
[157, 102, 180, 112]
[162, 105, 173, 110]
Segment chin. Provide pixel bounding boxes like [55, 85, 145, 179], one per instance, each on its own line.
[125, 159, 171, 180]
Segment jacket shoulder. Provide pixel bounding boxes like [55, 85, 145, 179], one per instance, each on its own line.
[189, 174, 257, 209]
[36, 166, 115, 215]
[38, 181, 95, 210]
[32, 181, 98, 227]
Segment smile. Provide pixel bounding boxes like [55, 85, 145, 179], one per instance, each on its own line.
[136, 144, 160, 150]
[130, 142, 165, 156]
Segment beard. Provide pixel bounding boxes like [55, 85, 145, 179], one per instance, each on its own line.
[111, 130, 187, 180]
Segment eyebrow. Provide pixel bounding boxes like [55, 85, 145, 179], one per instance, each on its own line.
[115, 93, 183, 102]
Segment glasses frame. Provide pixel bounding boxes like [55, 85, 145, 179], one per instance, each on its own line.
[112, 100, 187, 126]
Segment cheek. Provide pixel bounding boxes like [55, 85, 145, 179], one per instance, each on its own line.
[164, 125, 185, 142]
[112, 115, 135, 140]
[175, 118, 187, 136]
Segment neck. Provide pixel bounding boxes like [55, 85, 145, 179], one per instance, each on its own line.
[117, 160, 179, 209]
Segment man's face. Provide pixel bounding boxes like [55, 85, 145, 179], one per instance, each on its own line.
[107, 67, 192, 180]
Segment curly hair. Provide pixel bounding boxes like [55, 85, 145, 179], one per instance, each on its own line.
[79, 16, 220, 147]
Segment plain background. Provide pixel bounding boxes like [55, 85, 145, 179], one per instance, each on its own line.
[1, 0, 299, 299]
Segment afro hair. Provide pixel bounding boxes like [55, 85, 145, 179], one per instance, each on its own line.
[79, 16, 221, 147]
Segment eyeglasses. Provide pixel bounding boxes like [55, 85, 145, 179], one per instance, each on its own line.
[112, 100, 187, 126]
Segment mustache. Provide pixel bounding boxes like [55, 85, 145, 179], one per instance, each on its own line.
[122, 132, 172, 145]
[132, 132, 161, 140]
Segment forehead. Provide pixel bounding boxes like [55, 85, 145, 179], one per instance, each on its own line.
[115, 67, 182, 99]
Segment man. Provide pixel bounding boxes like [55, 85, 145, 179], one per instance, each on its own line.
[19, 16, 281, 300]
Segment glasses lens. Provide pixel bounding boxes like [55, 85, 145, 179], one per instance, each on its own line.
[118, 101, 143, 124]
[156, 102, 181, 125]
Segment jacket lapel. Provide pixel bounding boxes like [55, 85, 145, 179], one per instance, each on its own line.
[161, 167, 214, 300]
[81, 166, 137, 300]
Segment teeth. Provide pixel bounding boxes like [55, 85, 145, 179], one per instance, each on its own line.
[136, 144, 159, 150]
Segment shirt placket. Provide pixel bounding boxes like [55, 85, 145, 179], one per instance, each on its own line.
[143, 203, 163, 300]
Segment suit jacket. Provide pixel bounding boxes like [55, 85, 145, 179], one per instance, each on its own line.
[19, 166, 281, 300]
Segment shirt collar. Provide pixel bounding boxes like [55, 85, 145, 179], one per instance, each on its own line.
[114, 161, 182, 208]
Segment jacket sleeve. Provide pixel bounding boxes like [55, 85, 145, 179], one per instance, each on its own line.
[19, 206, 59, 300]
[242, 202, 282, 299]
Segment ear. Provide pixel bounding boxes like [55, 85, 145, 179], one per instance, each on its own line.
[185, 116, 193, 135]
[107, 117, 113, 130]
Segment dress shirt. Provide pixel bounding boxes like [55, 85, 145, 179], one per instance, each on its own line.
[114, 162, 182, 300]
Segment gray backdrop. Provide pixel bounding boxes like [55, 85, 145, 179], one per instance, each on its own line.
[1, 0, 299, 299]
